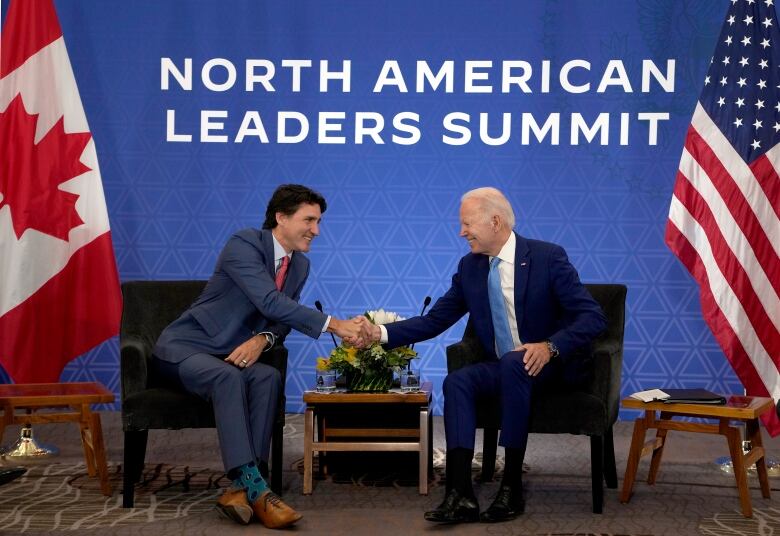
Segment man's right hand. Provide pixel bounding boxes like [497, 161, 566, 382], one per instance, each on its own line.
[352, 316, 380, 347]
[328, 316, 381, 347]
[328, 317, 369, 347]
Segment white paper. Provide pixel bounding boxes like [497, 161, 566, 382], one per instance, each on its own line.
[629, 389, 670, 403]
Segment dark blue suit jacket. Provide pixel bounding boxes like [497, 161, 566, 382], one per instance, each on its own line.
[386, 233, 606, 375]
[154, 228, 327, 363]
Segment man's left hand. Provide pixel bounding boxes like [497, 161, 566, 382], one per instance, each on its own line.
[225, 334, 268, 368]
[518, 342, 551, 376]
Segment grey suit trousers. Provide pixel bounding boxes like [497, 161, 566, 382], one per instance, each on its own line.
[155, 353, 282, 472]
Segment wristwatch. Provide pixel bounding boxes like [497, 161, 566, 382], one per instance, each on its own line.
[546, 340, 560, 359]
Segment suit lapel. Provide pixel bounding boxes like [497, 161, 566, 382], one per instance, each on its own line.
[260, 229, 277, 276]
[285, 251, 305, 294]
[474, 254, 495, 343]
[514, 233, 530, 331]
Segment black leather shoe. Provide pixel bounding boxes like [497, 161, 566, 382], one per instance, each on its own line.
[480, 484, 524, 523]
[424, 489, 480, 524]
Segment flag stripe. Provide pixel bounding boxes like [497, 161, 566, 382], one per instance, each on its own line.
[665, 220, 780, 432]
[690, 104, 780, 259]
[667, 197, 780, 400]
[679, 139, 780, 317]
[672, 168, 780, 359]
[0, 233, 121, 383]
[683, 127, 780, 298]
[752, 146, 780, 221]
[0, 0, 62, 76]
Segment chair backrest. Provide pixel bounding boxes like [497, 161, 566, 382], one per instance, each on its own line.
[584, 283, 627, 350]
[120, 280, 207, 355]
[458, 283, 627, 355]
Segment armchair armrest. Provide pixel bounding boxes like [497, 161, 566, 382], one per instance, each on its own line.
[261, 345, 289, 424]
[446, 337, 489, 373]
[120, 336, 151, 401]
[588, 340, 623, 425]
[261, 346, 289, 379]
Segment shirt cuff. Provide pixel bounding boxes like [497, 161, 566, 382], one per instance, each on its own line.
[321, 315, 332, 333]
[379, 325, 388, 344]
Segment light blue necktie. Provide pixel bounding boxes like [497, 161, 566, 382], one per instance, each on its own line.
[488, 257, 514, 357]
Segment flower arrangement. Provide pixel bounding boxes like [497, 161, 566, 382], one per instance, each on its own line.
[316, 310, 417, 382]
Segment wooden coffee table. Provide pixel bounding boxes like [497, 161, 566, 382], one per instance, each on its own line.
[302, 382, 433, 495]
[0, 382, 115, 495]
[620, 395, 772, 517]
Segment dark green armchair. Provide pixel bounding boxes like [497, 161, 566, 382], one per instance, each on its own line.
[446, 283, 627, 514]
[119, 280, 288, 507]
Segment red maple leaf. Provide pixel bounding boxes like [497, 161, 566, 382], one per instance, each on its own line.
[0, 94, 90, 241]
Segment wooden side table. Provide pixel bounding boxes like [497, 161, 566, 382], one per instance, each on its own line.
[0, 382, 115, 496]
[620, 395, 772, 517]
[302, 382, 433, 495]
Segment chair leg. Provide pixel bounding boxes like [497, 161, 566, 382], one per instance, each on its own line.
[603, 426, 618, 489]
[590, 435, 604, 514]
[123, 429, 148, 508]
[481, 428, 499, 482]
[270, 416, 284, 495]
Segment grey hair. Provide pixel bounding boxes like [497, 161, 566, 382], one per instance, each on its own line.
[461, 187, 515, 229]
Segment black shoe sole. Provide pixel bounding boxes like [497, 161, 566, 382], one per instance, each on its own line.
[480, 514, 519, 523]
[424, 511, 480, 524]
[479, 510, 522, 523]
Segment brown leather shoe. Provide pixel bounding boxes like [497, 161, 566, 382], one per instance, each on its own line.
[215, 488, 253, 525]
[251, 490, 302, 529]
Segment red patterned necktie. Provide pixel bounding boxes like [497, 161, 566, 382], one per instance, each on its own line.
[275, 255, 289, 290]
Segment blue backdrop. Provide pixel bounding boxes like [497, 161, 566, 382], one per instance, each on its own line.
[1, 0, 746, 416]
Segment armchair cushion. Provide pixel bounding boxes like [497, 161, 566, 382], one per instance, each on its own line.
[446, 283, 626, 435]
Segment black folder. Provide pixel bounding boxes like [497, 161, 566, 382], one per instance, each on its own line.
[662, 388, 726, 405]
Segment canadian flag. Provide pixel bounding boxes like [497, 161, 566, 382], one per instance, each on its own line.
[0, 0, 122, 382]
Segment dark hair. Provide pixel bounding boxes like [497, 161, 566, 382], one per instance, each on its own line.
[262, 184, 327, 229]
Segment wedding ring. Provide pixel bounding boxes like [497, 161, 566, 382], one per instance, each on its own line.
[240, 359, 248, 365]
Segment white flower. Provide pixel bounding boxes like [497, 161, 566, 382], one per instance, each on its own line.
[366, 309, 405, 325]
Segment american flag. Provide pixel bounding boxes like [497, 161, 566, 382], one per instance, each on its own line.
[665, 0, 780, 434]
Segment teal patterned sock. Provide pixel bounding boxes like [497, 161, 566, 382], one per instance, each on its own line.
[231, 461, 268, 502]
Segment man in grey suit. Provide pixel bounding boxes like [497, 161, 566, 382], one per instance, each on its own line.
[152, 184, 363, 529]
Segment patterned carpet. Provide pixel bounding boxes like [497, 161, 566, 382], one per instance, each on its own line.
[699, 508, 780, 535]
[0, 462, 223, 532]
[0, 413, 778, 535]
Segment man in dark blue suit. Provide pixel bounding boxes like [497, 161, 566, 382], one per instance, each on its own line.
[153, 184, 364, 529]
[361, 187, 606, 524]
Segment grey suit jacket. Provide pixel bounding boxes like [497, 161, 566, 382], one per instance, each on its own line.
[153, 228, 327, 363]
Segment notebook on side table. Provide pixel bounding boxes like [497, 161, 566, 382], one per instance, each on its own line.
[661, 388, 726, 405]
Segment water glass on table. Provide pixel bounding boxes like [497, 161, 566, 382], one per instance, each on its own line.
[315, 370, 336, 392]
[400, 369, 420, 392]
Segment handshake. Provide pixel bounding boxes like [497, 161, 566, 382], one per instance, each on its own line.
[327, 316, 381, 348]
